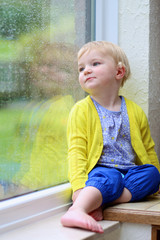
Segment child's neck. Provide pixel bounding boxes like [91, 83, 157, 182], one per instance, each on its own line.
[91, 93, 122, 112]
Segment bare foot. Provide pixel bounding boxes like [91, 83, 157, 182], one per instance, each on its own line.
[61, 207, 104, 233]
[89, 207, 103, 221]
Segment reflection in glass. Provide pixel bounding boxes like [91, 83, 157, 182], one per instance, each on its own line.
[0, 0, 91, 200]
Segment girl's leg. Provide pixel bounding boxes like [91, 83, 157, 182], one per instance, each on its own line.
[89, 187, 132, 221]
[61, 186, 104, 233]
[124, 164, 160, 202]
[61, 166, 126, 233]
[86, 166, 125, 204]
[112, 187, 132, 204]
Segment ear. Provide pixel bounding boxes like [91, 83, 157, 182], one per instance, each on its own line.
[116, 65, 126, 80]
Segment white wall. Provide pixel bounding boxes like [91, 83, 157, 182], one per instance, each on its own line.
[119, 0, 150, 114]
[118, 0, 160, 157]
[95, 0, 160, 158]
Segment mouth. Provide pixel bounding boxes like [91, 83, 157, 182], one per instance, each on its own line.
[85, 77, 95, 82]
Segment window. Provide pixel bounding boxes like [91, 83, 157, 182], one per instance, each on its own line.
[0, 1, 119, 233]
[95, 0, 118, 43]
[0, 0, 95, 201]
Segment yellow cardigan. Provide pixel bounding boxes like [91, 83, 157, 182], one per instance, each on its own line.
[67, 95, 160, 193]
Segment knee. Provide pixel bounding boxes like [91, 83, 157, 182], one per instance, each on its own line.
[147, 165, 160, 183]
[115, 187, 132, 203]
[86, 167, 124, 204]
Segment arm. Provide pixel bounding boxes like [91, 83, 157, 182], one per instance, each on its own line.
[67, 104, 89, 193]
[139, 108, 160, 171]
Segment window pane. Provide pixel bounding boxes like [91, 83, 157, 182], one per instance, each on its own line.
[0, 0, 94, 200]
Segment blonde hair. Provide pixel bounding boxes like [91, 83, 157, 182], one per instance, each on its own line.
[78, 41, 131, 87]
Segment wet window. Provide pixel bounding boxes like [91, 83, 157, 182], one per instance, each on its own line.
[0, 0, 94, 200]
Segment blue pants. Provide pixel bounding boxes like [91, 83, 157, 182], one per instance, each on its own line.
[85, 164, 160, 204]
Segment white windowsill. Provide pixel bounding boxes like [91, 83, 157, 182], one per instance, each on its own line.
[0, 183, 72, 234]
[0, 212, 119, 240]
[0, 183, 120, 240]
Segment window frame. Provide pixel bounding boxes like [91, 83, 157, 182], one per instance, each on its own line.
[95, 0, 118, 44]
[0, 0, 118, 234]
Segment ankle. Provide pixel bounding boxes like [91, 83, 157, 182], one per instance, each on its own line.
[69, 205, 87, 214]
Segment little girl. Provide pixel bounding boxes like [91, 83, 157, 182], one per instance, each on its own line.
[61, 41, 160, 233]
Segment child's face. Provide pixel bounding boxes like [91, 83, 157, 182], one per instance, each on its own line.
[78, 49, 119, 95]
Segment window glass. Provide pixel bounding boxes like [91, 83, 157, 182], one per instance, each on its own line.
[0, 0, 94, 200]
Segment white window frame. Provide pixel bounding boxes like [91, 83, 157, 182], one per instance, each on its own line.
[0, 1, 118, 234]
[95, 0, 118, 44]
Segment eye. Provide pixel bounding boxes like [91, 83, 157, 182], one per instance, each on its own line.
[93, 62, 101, 66]
[79, 67, 84, 72]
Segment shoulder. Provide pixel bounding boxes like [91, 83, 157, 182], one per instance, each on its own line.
[74, 95, 93, 107]
[68, 95, 99, 128]
[124, 97, 148, 125]
[124, 97, 145, 114]
[70, 95, 95, 114]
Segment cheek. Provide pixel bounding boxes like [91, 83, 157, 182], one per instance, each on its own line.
[95, 67, 104, 75]
[78, 74, 84, 85]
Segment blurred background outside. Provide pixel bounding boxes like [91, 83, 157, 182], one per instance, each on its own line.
[0, 0, 94, 200]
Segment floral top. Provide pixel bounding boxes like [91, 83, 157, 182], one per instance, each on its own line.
[92, 96, 136, 170]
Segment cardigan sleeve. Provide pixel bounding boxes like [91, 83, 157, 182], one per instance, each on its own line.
[126, 98, 160, 172]
[139, 107, 160, 172]
[67, 103, 89, 192]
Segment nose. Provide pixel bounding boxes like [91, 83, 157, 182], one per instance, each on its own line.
[84, 65, 92, 75]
